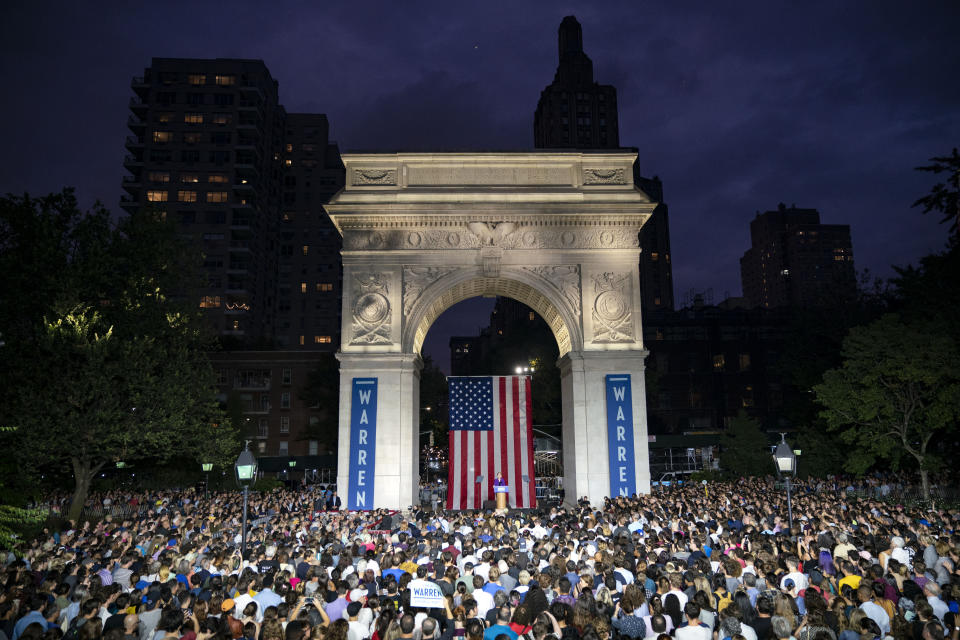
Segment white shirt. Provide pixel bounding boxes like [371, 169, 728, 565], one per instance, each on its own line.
[473, 589, 495, 619]
[675, 623, 713, 640]
[780, 571, 808, 591]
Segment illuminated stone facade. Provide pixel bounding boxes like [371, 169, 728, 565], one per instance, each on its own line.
[325, 150, 657, 508]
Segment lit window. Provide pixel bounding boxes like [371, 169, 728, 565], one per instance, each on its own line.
[654, 297, 661, 306]
[528, 312, 535, 321]
[146, 190, 168, 202]
[299, 335, 304, 345]
[213, 113, 232, 125]
[284, 159, 293, 167]
[281, 392, 291, 409]
[207, 191, 228, 203]
[147, 171, 170, 183]
[184, 113, 203, 124]
[215, 74, 235, 86]
[152, 131, 172, 143]
[302, 245, 309, 256]
[651, 252, 659, 261]
[257, 441, 266, 453]
[208, 174, 229, 183]
[280, 416, 290, 434]
[180, 173, 199, 183]
[286, 144, 293, 152]
[713, 354, 725, 371]
[316, 283, 333, 292]
[178, 190, 197, 203]
[232, 320, 239, 330]
[319, 336, 331, 344]
[300, 282, 307, 294]
[200, 295, 221, 308]
[188, 74, 206, 85]
[156, 112, 174, 123]
[314, 335, 322, 344]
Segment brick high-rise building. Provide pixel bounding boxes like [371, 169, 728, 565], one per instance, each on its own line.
[121, 58, 345, 459]
[277, 114, 345, 349]
[740, 204, 855, 309]
[123, 59, 286, 341]
[533, 17, 673, 311]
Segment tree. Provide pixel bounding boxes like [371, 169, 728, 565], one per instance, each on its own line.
[298, 352, 340, 453]
[0, 191, 229, 519]
[419, 355, 448, 444]
[913, 147, 960, 235]
[813, 314, 960, 498]
[719, 411, 773, 477]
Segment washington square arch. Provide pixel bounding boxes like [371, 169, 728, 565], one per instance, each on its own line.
[325, 150, 656, 510]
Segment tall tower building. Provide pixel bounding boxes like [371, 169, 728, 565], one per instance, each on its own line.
[533, 16, 619, 149]
[278, 114, 345, 350]
[740, 204, 855, 308]
[122, 59, 285, 342]
[533, 17, 673, 310]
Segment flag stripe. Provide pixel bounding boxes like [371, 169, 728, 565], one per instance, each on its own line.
[511, 376, 521, 507]
[524, 377, 536, 507]
[447, 375, 536, 510]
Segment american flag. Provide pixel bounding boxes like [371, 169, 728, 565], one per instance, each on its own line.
[446, 376, 536, 510]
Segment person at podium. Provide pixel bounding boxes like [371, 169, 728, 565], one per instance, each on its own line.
[494, 472, 506, 487]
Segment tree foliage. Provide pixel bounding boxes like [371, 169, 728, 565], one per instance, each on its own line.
[813, 314, 960, 497]
[913, 147, 960, 234]
[419, 355, 449, 444]
[719, 411, 773, 477]
[298, 352, 340, 453]
[0, 190, 233, 519]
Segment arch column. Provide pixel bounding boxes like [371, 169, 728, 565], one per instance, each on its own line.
[336, 352, 421, 510]
[560, 350, 651, 507]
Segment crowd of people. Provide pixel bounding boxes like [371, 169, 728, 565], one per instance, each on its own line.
[3, 475, 959, 640]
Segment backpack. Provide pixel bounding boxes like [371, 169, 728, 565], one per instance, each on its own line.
[714, 589, 733, 613]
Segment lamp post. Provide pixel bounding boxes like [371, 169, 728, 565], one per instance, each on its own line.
[773, 433, 796, 531]
[201, 463, 213, 498]
[234, 442, 257, 557]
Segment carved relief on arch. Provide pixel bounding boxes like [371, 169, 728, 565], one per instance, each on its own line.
[353, 168, 397, 185]
[590, 272, 634, 343]
[523, 265, 582, 322]
[402, 266, 457, 318]
[350, 272, 392, 345]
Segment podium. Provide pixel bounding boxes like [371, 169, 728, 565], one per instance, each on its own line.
[494, 485, 509, 510]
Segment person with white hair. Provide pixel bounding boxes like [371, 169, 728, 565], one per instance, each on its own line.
[924, 582, 949, 622]
[888, 536, 911, 570]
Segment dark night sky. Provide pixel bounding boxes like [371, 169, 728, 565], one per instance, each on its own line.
[2, 2, 958, 373]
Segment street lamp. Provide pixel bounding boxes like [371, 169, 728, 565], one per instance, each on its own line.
[773, 433, 796, 531]
[234, 442, 257, 557]
[201, 463, 213, 498]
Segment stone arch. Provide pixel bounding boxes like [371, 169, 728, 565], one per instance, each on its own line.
[326, 151, 655, 510]
[404, 267, 582, 358]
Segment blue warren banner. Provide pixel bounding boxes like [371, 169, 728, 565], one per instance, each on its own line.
[348, 378, 378, 510]
[605, 374, 637, 498]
